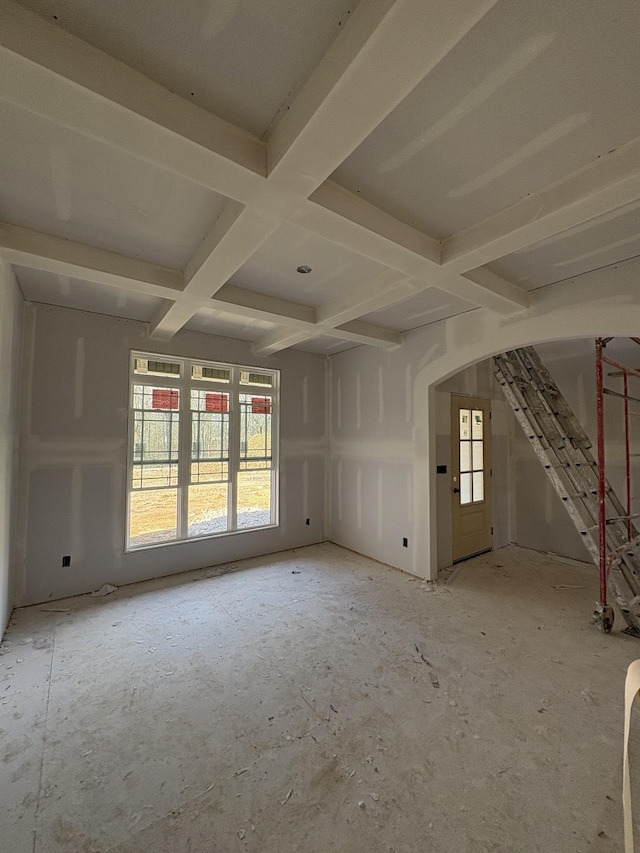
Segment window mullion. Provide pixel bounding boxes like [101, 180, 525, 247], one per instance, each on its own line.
[178, 367, 191, 539]
[229, 374, 240, 531]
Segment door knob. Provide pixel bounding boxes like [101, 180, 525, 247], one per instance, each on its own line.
[453, 487, 460, 493]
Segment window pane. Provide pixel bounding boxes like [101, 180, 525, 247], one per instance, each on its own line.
[459, 409, 471, 440]
[460, 473, 472, 505]
[239, 394, 272, 470]
[131, 385, 179, 489]
[129, 488, 177, 547]
[240, 370, 273, 387]
[190, 390, 229, 483]
[460, 441, 471, 473]
[472, 409, 483, 439]
[188, 483, 229, 537]
[472, 440, 483, 471]
[237, 470, 272, 529]
[473, 471, 484, 502]
[191, 364, 230, 383]
[134, 358, 181, 378]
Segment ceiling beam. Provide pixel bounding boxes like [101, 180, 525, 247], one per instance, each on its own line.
[150, 0, 500, 338]
[0, 222, 183, 297]
[441, 135, 640, 272]
[296, 183, 531, 313]
[252, 327, 323, 357]
[268, 0, 499, 186]
[0, 0, 266, 201]
[0, 0, 532, 340]
[317, 270, 415, 326]
[336, 319, 400, 347]
[250, 270, 412, 356]
[2, 222, 400, 350]
[212, 284, 316, 326]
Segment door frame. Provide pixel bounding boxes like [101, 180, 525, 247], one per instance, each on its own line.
[451, 394, 493, 563]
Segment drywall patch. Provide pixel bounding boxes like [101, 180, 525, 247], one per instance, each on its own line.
[303, 459, 309, 521]
[379, 32, 556, 173]
[71, 465, 82, 560]
[111, 466, 124, 554]
[448, 113, 589, 198]
[377, 468, 383, 541]
[57, 275, 71, 296]
[302, 374, 309, 424]
[50, 145, 72, 221]
[74, 338, 85, 419]
[200, 0, 241, 41]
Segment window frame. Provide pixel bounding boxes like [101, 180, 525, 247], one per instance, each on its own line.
[125, 351, 280, 552]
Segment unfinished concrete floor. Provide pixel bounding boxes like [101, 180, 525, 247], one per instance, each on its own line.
[2, 543, 640, 852]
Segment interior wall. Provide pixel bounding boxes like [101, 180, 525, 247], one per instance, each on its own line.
[329, 340, 415, 574]
[0, 261, 24, 635]
[15, 303, 328, 605]
[329, 346, 513, 575]
[511, 338, 640, 562]
[330, 257, 640, 580]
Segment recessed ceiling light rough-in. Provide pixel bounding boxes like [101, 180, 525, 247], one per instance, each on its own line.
[297, 265, 312, 274]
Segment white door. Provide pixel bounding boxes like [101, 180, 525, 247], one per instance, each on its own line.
[451, 395, 492, 562]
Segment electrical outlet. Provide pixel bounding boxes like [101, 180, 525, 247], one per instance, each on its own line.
[305, 518, 310, 526]
[62, 555, 71, 567]
[402, 538, 408, 548]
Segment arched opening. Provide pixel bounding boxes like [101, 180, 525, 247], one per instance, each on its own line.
[422, 335, 640, 586]
[410, 262, 640, 581]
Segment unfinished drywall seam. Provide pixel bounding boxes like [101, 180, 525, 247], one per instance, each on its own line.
[0, 261, 24, 636]
[323, 355, 332, 541]
[14, 304, 36, 607]
[74, 337, 85, 419]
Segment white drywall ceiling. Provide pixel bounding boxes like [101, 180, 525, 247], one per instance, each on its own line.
[0, 101, 229, 268]
[487, 200, 640, 290]
[360, 285, 476, 332]
[183, 308, 277, 342]
[14, 267, 164, 321]
[1, 0, 639, 355]
[291, 336, 357, 355]
[333, 0, 640, 238]
[14, 0, 360, 138]
[228, 222, 388, 307]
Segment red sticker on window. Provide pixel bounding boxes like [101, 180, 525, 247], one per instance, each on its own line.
[206, 393, 228, 413]
[251, 397, 272, 414]
[152, 389, 179, 410]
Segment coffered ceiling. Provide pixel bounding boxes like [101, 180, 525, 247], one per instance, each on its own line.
[1, 0, 639, 355]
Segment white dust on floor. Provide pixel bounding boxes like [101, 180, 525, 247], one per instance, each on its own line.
[1, 543, 639, 852]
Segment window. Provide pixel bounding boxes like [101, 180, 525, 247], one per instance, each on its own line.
[458, 408, 484, 505]
[127, 352, 279, 549]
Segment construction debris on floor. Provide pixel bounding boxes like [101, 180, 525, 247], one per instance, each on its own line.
[1, 543, 639, 852]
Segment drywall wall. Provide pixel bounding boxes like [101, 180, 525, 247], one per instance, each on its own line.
[512, 337, 640, 562]
[0, 261, 24, 635]
[15, 303, 327, 604]
[330, 255, 640, 580]
[330, 341, 415, 574]
[330, 348, 513, 575]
